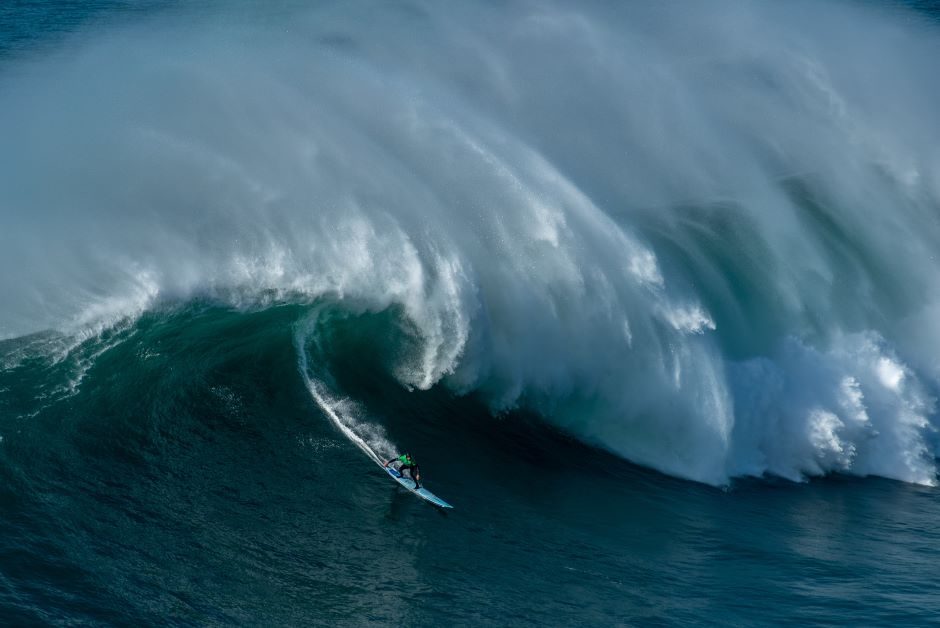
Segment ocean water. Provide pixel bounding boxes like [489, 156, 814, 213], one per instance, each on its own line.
[2, 1, 940, 625]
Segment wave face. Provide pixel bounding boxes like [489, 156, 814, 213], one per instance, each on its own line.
[3, 0, 940, 485]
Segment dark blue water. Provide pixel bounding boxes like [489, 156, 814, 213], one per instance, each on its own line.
[2, 306, 939, 625]
[3, 1, 940, 625]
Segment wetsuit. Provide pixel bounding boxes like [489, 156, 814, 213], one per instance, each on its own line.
[388, 454, 421, 489]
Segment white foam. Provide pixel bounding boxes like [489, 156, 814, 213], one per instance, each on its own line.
[877, 357, 905, 392]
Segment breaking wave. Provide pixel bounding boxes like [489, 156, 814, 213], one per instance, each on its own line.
[2, 0, 940, 485]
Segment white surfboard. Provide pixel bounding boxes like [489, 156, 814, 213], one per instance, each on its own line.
[385, 466, 453, 509]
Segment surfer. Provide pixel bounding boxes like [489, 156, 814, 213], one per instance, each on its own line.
[385, 453, 421, 490]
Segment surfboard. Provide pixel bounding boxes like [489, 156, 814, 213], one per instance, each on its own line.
[385, 466, 453, 509]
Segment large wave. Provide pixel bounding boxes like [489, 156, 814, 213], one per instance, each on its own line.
[2, 0, 939, 485]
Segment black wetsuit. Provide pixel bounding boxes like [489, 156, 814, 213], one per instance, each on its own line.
[389, 455, 421, 489]
[399, 463, 420, 488]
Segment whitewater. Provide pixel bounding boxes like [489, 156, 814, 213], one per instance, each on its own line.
[2, 0, 940, 490]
